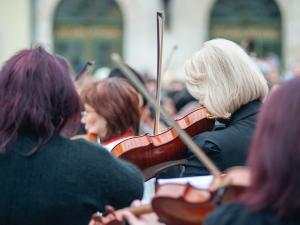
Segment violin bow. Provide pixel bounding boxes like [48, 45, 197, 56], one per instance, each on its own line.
[111, 53, 221, 178]
[163, 45, 178, 75]
[154, 12, 164, 135]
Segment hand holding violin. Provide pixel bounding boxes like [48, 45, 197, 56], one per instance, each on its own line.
[88, 201, 164, 225]
[93, 166, 250, 225]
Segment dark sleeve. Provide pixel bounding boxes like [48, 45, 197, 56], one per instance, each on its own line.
[204, 203, 267, 225]
[76, 140, 144, 211]
[100, 155, 145, 209]
[204, 204, 239, 225]
[183, 133, 223, 176]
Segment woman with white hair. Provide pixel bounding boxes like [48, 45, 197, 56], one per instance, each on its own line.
[88, 39, 272, 225]
[160, 38, 269, 177]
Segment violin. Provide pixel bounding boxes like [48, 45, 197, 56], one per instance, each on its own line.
[71, 133, 99, 142]
[87, 133, 99, 142]
[106, 53, 251, 225]
[110, 13, 194, 180]
[151, 166, 250, 225]
[112, 107, 214, 180]
[92, 167, 250, 225]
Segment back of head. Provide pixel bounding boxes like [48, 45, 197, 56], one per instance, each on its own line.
[80, 77, 140, 140]
[0, 46, 81, 154]
[241, 77, 300, 217]
[184, 38, 268, 118]
[109, 66, 147, 107]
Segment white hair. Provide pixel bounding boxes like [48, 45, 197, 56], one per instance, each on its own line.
[184, 38, 268, 118]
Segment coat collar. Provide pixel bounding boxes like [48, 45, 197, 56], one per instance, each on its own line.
[229, 99, 262, 124]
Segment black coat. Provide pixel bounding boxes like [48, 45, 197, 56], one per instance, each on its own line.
[0, 134, 144, 225]
[159, 100, 261, 178]
[205, 203, 300, 225]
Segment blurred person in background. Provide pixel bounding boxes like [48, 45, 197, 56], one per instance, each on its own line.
[284, 61, 300, 80]
[80, 77, 141, 151]
[108, 66, 153, 135]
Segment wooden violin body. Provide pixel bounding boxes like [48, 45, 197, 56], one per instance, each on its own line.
[94, 167, 250, 225]
[153, 167, 250, 225]
[111, 107, 214, 180]
[152, 183, 214, 225]
[92, 183, 213, 225]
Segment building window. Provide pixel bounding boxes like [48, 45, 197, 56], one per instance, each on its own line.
[54, 0, 123, 73]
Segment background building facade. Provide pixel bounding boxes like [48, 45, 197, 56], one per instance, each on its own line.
[1, 0, 300, 79]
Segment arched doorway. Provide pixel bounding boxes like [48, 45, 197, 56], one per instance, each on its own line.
[209, 0, 282, 63]
[53, 0, 123, 73]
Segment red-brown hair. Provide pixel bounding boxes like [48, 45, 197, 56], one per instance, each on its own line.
[240, 77, 300, 217]
[80, 77, 140, 141]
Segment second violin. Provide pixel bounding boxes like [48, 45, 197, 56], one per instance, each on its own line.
[93, 166, 250, 225]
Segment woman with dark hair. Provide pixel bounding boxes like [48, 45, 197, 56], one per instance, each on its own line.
[80, 77, 141, 150]
[100, 77, 300, 225]
[0, 47, 144, 225]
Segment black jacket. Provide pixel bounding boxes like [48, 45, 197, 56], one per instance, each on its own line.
[0, 134, 144, 225]
[158, 100, 261, 178]
[205, 203, 300, 225]
[183, 100, 261, 176]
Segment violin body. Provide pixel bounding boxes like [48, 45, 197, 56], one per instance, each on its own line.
[152, 183, 214, 225]
[94, 167, 249, 225]
[111, 107, 214, 180]
[93, 183, 214, 225]
[152, 167, 250, 225]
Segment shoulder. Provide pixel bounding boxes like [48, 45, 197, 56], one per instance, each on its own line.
[193, 114, 256, 149]
[47, 135, 120, 169]
[204, 203, 277, 225]
[192, 127, 230, 152]
[205, 203, 248, 225]
[53, 135, 144, 184]
[71, 138, 106, 152]
[54, 135, 109, 155]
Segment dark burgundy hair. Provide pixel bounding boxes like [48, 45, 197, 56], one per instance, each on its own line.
[240, 77, 300, 217]
[0, 46, 81, 155]
[80, 77, 140, 141]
